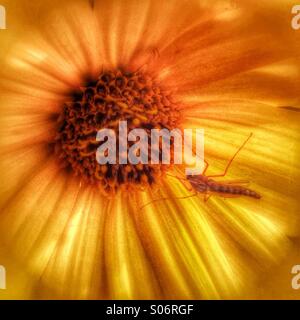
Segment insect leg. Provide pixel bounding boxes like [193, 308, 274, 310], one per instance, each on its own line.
[207, 133, 253, 178]
[204, 193, 212, 202]
[166, 173, 187, 182]
[202, 159, 210, 175]
[166, 173, 194, 192]
[140, 192, 198, 210]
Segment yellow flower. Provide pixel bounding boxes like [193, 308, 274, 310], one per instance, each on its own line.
[0, 0, 299, 299]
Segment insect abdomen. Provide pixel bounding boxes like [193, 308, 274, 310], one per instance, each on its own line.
[208, 183, 261, 199]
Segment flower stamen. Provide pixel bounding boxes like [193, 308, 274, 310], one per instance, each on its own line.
[55, 69, 181, 196]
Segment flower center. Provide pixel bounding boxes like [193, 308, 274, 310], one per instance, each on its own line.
[55, 70, 181, 196]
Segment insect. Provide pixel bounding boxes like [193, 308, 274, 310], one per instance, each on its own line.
[141, 133, 261, 209]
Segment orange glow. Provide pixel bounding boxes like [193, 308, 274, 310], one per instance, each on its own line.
[0, 0, 299, 300]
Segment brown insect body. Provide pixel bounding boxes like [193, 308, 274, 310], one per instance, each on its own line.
[140, 133, 261, 210]
[187, 175, 261, 199]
